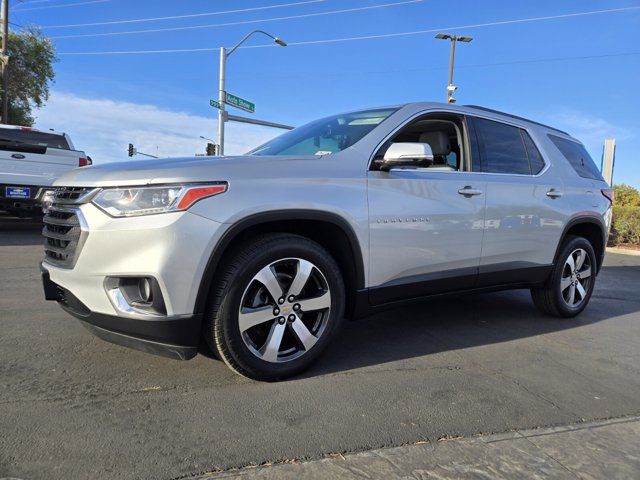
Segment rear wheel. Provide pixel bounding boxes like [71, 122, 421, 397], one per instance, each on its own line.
[531, 236, 597, 318]
[203, 234, 344, 381]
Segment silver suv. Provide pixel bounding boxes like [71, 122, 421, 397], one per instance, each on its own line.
[41, 103, 613, 380]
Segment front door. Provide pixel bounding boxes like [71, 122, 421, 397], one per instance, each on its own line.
[367, 169, 486, 305]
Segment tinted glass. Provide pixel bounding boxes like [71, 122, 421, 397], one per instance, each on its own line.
[0, 129, 70, 149]
[474, 117, 530, 175]
[248, 108, 397, 156]
[548, 135, 604, 181]
[522, 131, 545, 174]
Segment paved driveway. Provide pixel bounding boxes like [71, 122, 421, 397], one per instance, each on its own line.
[1, 217, 639, 480]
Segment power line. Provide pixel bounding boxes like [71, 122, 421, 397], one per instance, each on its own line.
[41, 0, 325, 29]
[58, 5, 640, 56]
[13, 0, 109, 11]
[50, 0, 423, 40]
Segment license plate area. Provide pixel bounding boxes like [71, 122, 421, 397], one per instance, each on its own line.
[6, 186, 31, 199]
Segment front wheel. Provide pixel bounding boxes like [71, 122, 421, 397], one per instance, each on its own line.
[531, 235, 597, 318]
[203, 234, 344, 381]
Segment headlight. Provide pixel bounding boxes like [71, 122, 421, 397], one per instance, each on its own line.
[41, 189, 56, 214]
[92, 183, 227, 217]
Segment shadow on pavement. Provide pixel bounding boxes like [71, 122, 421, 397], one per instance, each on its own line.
[301, 262, 640, 378]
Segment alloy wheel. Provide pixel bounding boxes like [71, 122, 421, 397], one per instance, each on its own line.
[560, 248, 592, 308]
[238, 258, 331, 363]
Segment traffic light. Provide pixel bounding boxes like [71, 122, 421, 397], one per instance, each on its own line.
[206, 143, 216, 156]
[128, 143, 135, 157]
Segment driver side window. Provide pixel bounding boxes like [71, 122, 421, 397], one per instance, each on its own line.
[375, 114, 466, 171]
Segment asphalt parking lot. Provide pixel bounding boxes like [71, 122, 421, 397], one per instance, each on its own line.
[1, 215, 639, 480]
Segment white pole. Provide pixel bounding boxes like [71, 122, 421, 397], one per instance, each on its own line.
[217, 47, 226, 156]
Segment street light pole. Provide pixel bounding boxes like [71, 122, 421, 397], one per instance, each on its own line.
[216, 30, 286, 155]
[435, 34, 473, 103]
[217, 47, 226, 155]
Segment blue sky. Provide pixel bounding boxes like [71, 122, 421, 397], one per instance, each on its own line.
[12, 0, 640, 187]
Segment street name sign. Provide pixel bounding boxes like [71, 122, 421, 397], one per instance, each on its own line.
[209, 99, 222, 109]
[225, 92, 255, 113]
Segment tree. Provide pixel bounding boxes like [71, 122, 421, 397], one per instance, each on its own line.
[6, 26, 57, 126]
[612, 184, 640, 208]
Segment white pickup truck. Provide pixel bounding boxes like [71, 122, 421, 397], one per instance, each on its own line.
[0, 125, 90, 216]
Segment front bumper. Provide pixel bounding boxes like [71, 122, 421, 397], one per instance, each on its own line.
[42, 268, 201, 360]
[40, 202, 227, 360]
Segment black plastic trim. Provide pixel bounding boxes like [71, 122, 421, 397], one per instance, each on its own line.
[369, 266, 478, 305]
[193, 209, 366, 314]
[356, 263, 553, 318]
[555, 215, 607, 273]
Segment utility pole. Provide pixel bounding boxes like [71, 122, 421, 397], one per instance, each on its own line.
[1, 0, 9, 124]
[435, 34, 473, 103]
[216, 30, 286, 155]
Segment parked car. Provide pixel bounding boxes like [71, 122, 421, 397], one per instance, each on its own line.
[0, 125, 90, 216]
[41, 103, 613, 380]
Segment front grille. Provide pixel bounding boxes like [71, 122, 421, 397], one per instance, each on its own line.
[51, 186, 93, 203]
[42, 187, 96, 268]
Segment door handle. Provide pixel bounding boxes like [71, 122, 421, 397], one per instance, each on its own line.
[458, 186, 483, 197]
[546, 189, 563, 199]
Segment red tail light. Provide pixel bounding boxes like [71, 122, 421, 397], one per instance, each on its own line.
[79, 157, 92, 167]
[601, 188, 614, 204]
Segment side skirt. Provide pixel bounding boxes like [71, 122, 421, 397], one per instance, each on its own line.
[352, 264, 553, 319]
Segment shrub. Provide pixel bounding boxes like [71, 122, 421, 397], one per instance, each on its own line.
[610, 205, 640, 246]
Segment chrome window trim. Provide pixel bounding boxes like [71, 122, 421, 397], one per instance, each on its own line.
[368, 108, 551, 179]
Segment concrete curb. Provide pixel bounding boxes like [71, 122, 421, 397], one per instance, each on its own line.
[191, 416, 640, 479]
[607, 246, 640, 256]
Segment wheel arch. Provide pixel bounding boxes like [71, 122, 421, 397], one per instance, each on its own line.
[194, 210, 366, 318]
[554, 216, 607, 273]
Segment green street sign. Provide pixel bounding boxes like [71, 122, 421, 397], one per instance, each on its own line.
[225, 92, 255, 113]
[209, 99, 222, 109]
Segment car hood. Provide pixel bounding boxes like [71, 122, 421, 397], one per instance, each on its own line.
[53, 155, 321, 187]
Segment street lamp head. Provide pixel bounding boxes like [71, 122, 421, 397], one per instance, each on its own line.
[274, 37, 287, 47]
[457, 36, 473, 43]
[435, 33, 452, 40]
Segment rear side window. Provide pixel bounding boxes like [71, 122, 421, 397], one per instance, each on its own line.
[0, 129, 70, 150]
[548, 135, 604, 181]
[473, 117, 530, 175]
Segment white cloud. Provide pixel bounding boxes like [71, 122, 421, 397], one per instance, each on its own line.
[547, 110, 633, 156]
[34, 92, 280, 163]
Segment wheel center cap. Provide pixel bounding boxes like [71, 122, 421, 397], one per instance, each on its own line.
[281, 305, 293, 315]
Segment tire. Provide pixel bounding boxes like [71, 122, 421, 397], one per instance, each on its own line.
[531, 235, 597, 318]
[203, 233, 345, 381]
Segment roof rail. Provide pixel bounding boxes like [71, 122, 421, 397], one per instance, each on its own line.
[464, 105, 569, 136]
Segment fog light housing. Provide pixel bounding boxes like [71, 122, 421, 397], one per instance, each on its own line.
[105, 276, 166, 318]
[138, 277, 153, 303]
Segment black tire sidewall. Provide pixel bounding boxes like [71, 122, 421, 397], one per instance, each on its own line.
[215, 236, 344, 380]
[551, 236, 597, 317]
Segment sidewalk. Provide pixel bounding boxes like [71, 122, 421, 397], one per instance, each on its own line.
[192, 416, 640, 479]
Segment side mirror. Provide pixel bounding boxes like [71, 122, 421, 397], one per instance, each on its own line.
[379, 142, 434, 171]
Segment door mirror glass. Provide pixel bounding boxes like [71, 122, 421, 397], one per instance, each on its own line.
[380, 142, 434, 171]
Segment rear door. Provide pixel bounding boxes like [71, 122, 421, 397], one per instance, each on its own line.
[467, 116, 566, 286]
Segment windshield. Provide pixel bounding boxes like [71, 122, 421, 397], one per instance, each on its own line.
[248, 108, 398, 156]
[0, 129, 70, 150]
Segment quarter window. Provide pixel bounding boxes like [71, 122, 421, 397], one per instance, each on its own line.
[473, 117, 530, 175]
[548, 134, 604, 181]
